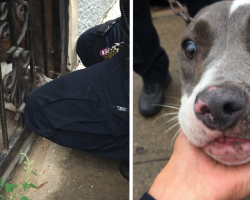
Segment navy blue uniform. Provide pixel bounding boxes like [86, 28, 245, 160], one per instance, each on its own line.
[77, 22, 124, 67]
[133, 0, 169, 85]
[25, 22, 129, 160]
[140, 193, 155, 200]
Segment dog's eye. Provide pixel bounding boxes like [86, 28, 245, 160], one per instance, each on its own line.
[182, 40, 197, 60]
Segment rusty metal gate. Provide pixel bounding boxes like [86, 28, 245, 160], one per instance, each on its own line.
[0, 0, 69, 179]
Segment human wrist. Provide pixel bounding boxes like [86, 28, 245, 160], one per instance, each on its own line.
[148, 175, 213, 200]
[148, 157, 214, 200]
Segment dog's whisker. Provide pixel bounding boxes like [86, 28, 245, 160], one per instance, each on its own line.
[153, 116, 178, 135]
[153, 112, 179, 123]
[184, 83, 194, 89]
[163, 103, 181, 107]
[162, 122, 180, 136]
[182, 80, 195, 89]
[165, 96, 181, 102]
[171, 127, 181, 146]
[149, 104, 180, 110]
[182, 81, 195, 92]
[157, 122, 180, 143]
[163, 115, 178, 123]
[162, 117, 178, 127]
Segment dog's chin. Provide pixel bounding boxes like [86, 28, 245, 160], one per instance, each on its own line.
[179, 93, 250, 165]
[203, 137, 250, 165]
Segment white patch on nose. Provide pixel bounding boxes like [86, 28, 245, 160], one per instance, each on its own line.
[230, 0, 250, 15]
[179, 56, 225, 146]
[192, 56, 225, 96]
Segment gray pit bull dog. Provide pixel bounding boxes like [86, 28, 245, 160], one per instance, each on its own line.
[178, 0, 250, 165]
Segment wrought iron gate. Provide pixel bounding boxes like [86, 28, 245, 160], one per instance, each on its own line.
[0, 0, 69, 180]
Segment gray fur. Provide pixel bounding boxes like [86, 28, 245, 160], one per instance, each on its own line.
[180, 1, 250, 128]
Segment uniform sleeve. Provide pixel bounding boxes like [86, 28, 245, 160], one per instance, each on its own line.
[140, 193, 156, 200]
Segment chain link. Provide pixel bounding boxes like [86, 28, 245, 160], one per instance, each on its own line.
[167, 0, 193, 25]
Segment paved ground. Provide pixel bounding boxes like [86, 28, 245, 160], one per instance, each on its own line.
[133, 14, 186, 199]
[2, 136, 129, 200]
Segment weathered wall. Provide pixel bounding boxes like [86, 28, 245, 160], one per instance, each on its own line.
[78, 0, 118, 36]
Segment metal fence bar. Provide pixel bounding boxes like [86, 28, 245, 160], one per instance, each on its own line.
[40, 0, 48, 77]
[52, 0, 60, 74]
[27, 0, 36, 91]
[0, 69, 9, 151]
[64, 0, 69, 75]
[8, 0, 17, 46]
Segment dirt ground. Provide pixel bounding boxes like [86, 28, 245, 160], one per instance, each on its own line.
[1, 136, 129, 200]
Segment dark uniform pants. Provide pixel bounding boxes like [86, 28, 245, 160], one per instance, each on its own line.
[25, 23, 129, 160]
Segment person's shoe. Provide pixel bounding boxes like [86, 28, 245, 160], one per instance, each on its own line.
[119, 160, 129, 181]
[139, 73, 171, 117]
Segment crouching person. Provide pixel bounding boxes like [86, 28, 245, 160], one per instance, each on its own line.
[25, 0, 129, 180]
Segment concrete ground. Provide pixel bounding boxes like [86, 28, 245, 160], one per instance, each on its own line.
[2, 136, 129, 200]
[133, 14, 186, 199]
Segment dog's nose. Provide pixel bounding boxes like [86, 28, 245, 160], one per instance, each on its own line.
[194, 86, 246, 131]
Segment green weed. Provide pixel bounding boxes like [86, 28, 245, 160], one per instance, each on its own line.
[0, 153, 38, 200]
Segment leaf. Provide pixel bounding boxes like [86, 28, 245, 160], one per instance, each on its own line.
[0, 194, 5, 199]
[5, 183, 18, 193]
[5, 183, 13, 193]
[21, 196, 28, 200]
[31, 171, 37, 176]
[23, 168, 26, 172]
[23, 182, 29, 191]
[28, 183, 38, 189]
[34, 182, 48, 191]
[0, 178, 2, 187]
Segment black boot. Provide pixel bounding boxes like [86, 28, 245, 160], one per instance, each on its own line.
[119, 160, 129, 181]
[139, 72, 171, 117]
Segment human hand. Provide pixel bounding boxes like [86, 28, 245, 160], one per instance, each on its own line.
[148, 130, 250, 200]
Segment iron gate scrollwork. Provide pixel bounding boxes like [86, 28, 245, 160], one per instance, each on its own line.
[0, 0, 69, 181]
[0, 0, 34, 150]
[0, 0, 36, 179]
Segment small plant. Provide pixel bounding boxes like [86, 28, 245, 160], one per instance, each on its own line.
[0, 153, 38, 200]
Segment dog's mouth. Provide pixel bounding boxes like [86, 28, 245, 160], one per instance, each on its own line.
[190, 85, 250, 165]
[179, 84, 250, 165]
[203, 135, 250, 165]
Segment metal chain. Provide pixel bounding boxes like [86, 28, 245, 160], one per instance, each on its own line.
[167, 0, 193, 24]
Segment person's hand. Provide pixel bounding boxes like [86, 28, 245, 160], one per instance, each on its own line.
[148, 130, 250, 200]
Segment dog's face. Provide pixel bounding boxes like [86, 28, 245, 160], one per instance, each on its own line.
[178, 0, 250, 165]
